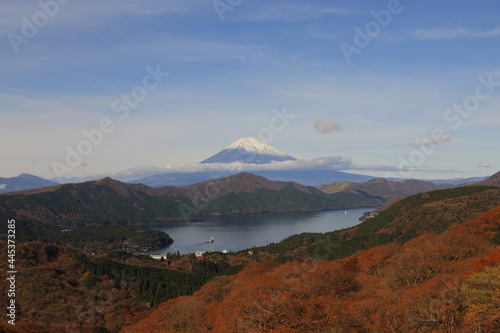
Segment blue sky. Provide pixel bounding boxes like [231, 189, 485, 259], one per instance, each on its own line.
[1, 0, 499, 181]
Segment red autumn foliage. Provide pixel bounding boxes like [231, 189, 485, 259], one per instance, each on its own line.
[122, 206, 500, 333]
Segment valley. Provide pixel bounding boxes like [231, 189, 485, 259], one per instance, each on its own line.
[0, 171, 499, 332]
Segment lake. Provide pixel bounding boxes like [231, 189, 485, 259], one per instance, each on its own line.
[146, 208, 370, 254]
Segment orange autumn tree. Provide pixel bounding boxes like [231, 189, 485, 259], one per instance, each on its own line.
[122, 206, 500, 333]
[462, 266, 500, 332]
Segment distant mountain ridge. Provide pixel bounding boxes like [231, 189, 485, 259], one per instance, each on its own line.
[3, 171, 497, 230]
[200, 137, 297, 164]
[0, 173, 58, 193]
[181, 172, 311, 199]
[475, 170, 500, 187]
[317, 177, 454, 200]
[130, 169, 376, 187]
[0, 172, 383, 228]
[430, 176, 489, 185]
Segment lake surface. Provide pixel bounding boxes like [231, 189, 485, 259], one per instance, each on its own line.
[146, 208, 369, 254]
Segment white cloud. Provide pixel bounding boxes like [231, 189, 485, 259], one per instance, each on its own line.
[477, 162, 491, 168]
[0, 184, 7, 190]
[164, 156, 355, 173]
[53, 156, 469, 183]
[415, 27, 500, 40]
[313, 120, 342, 133]
[95, 156, 410, 181]
[52, 156, 356, 182]
[411, 134, 452, 147]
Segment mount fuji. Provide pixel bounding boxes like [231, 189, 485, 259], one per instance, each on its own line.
[200, 137, 297, 164]
[129, 137, 376, 186]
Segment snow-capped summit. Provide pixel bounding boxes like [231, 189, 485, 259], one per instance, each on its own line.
[200, 137, 297, 164]
[226, 137, 289, 157]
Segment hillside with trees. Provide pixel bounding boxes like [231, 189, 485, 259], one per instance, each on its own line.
[317, 177, 453, 200]
[475, 170, 500, 187]
[21, 224, 173, 253]
[0, 242, 242, 332]
[1, 180, 499, 332]
[0, 178, 191, 227]
[123, 205, 500, 333]
[0, 173, 384, 230]
[252, 186, 500, 261]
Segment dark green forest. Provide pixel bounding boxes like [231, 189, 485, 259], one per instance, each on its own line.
[77, 253, 243, 306]
[13, 223, 173, 253]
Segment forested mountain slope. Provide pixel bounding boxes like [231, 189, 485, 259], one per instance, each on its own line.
[1, 186, 499, 332]
[0, 173, 383, 228]
[123, 205, 500, 333]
